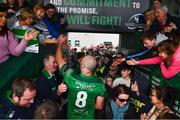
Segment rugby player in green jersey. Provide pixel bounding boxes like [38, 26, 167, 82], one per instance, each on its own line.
[56, 33, 106, 119]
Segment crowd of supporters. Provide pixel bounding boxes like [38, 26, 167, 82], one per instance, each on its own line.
[0, 0, 180, 119]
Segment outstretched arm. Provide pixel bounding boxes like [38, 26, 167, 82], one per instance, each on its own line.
[56, 34, 68, 69]
[126, 56, 162, 66]
[9, 30, 39, 56]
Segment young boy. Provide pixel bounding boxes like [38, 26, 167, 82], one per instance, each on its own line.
[121, 31, 168, 61]
[112, 64, 133, 88]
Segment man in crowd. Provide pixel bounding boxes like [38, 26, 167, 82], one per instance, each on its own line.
[115, 31, 163, 64]
[149, 4, 180, 37]
[36, 53, 67, 102]
[0, 78, 37, 119]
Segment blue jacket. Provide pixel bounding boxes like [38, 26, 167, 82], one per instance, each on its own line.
[43, 16, 62, 38]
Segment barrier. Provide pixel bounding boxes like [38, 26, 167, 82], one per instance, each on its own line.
[134, 65, 180, 117]
[0, 45, 56, 95]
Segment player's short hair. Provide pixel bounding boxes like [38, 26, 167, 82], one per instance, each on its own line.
[83, 56, 97, 72]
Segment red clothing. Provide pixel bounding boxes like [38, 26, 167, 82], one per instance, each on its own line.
[139, 45, 180, 79]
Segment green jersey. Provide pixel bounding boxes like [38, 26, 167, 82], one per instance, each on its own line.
[60, 64, 106, 119]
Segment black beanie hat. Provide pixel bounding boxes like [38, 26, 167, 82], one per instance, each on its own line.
[0, 3, 9, 12]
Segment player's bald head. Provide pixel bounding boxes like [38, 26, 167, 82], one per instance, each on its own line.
[81, 55, 97, 72]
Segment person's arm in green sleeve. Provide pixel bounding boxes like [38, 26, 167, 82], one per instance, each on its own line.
[56, 34, 68, 69]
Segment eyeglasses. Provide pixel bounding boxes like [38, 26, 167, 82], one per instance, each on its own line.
[117, 98, 129, 102]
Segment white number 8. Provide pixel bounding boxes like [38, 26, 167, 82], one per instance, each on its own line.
[75, 91, 87, 108]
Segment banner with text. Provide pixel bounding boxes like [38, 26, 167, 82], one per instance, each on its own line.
[43, 0, 150, 33]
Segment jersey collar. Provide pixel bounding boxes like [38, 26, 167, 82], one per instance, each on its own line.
[6, 90, 16, 105]
[80, 73, 96, 79]
[42, 69, 54, 79]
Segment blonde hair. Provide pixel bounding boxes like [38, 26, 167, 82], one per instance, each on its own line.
[33, 4, 45, 12]
[19, 8, 35, 21]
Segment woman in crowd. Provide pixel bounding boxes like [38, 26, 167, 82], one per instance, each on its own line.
[106, 84, 137, 119]
[10, 7, 35, 29]
[144, 9, 155, 31]
[0, 3, 38, 63]
[140, 86, 178, 120]
[130, 80, 153, 118]
[127, 38, 180, 79]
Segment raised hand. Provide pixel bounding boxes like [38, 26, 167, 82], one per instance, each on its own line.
[24, 29, 39, 42]
[57, 34, 69, 50]
[57, 82, 67, 95]
[57, 34, 67, 44]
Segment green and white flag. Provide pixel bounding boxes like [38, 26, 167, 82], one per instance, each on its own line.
[12, 28, 39, 53]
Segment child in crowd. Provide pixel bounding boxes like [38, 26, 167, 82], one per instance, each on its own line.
[33, 4, 54, 44]
[112, 64, 133, 88]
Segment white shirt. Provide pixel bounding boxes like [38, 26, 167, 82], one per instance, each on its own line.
[112, 77, 131, 88]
